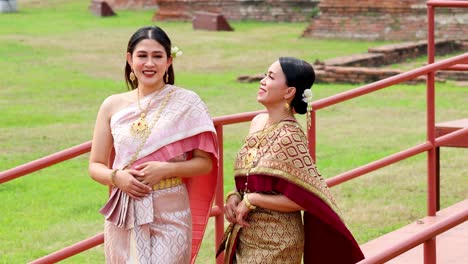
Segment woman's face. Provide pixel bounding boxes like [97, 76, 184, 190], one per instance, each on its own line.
[257, 60, 291, 107]
[127, 39, 172, 90]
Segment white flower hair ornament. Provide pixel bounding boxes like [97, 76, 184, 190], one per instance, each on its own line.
[171, 46, 183, 58]
[302, 89, 313, 103]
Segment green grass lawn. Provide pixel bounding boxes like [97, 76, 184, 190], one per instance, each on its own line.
[1, 1, 467, 263]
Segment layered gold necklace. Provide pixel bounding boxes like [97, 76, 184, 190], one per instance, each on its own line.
[130, 86, 166, 138]
[125, 88, 174, 168]
[242, 116, 293, 193]
[243, 121, 282, 169]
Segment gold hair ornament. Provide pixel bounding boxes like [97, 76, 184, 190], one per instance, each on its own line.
[302, 89, 313, 130]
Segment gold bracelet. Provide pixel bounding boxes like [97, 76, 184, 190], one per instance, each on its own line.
[110, 169, 118, 186]
[225, 190, 242, 203]
[244, 193, 257, 210]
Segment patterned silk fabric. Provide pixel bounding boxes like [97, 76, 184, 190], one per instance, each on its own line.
[111, 85, 216, 169]
[102, 85, 218, 264]
[105, 185, 191, 263]
[235, 120, 338, 213]
[236, 208, 303, 263]
[222, 119, 364, 264]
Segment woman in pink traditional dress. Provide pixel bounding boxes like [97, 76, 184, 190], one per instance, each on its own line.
[218, 57, 364, 263]
[88, 26, 218, 264]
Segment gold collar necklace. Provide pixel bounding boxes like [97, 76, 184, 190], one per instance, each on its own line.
[130, 85, 166, 138]
[243, 115, 294, 192]
[243, 116, 291, 170]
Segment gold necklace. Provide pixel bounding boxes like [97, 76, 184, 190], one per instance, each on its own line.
[126, 88, 175, 167]
[242, 116, 292, 193]
[130, 86, 165, 138]
[243, 122, 279, 168]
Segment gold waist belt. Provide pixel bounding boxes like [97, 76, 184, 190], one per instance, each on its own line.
[153, 177, 182, 190]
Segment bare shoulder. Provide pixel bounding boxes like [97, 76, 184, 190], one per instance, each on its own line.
[99, 90, 135, 117]
[249, 113, 269, 134]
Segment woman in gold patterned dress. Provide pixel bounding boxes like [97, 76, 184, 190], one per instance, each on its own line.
[218, 57, 364, 263]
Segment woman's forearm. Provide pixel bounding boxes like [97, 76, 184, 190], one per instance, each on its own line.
[88, 162, 115, 186]
[168, 150, 213, 178]
[247, 192, 303, 212]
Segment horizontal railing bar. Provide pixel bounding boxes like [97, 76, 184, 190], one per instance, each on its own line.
[357, 206, 468, 264]
[312, 53, 468, 111]
[0, 111, 265, 185]
[427, 0, 468, 7]
[212, 110, 264, 126]
[446, 64, 468, 71]
[29, 233, 104, 264]
[0, 141, 92, 184]
[326, 142, 433, 187]
[435, 127, 468, 147]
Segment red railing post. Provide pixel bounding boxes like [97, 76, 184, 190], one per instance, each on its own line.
[426, 2, 437, 218]
[425, 3, 437, 264]
[215, 125, 224, 264]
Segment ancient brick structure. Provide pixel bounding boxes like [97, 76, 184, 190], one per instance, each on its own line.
[101, 0, 319, 22]
[151, 0, 319, 22]
[102, 0, 157, 9]
[324, 39, 465, 67]
[89, 1, 117, 17]
[302, 0, 468, 41]
[238, 39, 468, 84]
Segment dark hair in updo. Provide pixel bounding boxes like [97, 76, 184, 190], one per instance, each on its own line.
[124, 26, 175, 90]
[278, 57, 315, 115]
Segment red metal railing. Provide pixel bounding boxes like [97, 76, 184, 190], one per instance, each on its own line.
[358, 207, 468, 264]
[1, 1, 467, 263]
[0, 111, 264, 264]
[1, 52, 466, 263]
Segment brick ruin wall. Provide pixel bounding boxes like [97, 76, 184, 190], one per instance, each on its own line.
[102, 0, 320, 22]
[102, 0, 157, 9]
[302, 0, 468, 41]
[100, 0, 467, 40]
[155, 0, 320, 22]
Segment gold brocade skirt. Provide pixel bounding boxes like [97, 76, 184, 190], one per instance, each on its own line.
[232, 208, 304, 264]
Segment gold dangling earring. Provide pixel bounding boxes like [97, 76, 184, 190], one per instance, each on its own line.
[284, 102, 290, 112]
[164, 72, 169, 83]
[129, 71, 136, 82]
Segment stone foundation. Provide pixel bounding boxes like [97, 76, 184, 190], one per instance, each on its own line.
[325, 39, 465, 67]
